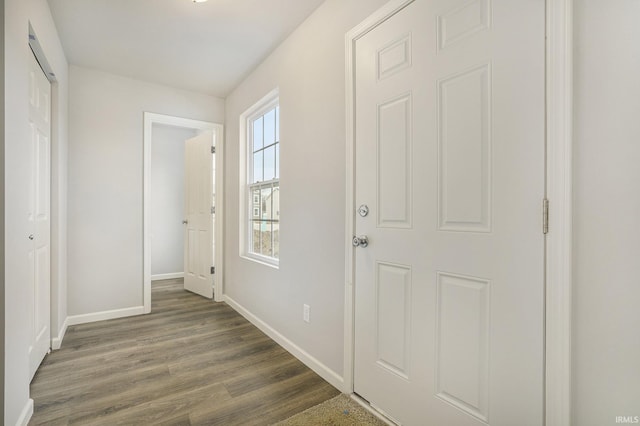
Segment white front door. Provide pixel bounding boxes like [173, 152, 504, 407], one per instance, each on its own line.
[183, 132, 214, 299]
[28, 51, 51, 380]
[353, 1, 545, 424]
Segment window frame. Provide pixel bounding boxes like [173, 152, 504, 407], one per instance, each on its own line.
[240, 90, 280, 267]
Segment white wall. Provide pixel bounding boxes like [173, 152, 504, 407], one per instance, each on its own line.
[67, 65, 224, 316]
[151, 124, 196, 277]
[224, 0, 388, 384]
[4, 0, 68, 424]
[573, 1, 640, 424]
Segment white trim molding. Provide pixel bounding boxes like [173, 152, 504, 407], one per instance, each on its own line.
[51, 316, 68, 350]
[224, 295, 344, 391]
[15, 399, 34, 426]
[143, 112, 226, 311]
[151, 272, 184, 281]
[344, 0, 573, 423]
[67, 306, 145, 326]
[545, 0, 573, 425]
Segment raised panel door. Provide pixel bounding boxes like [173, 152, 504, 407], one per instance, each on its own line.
[353, 1, 545, 424]
[184, 132, 214, 299]
[28, 51, 51, 380]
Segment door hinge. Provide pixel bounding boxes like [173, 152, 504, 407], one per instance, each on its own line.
[211, 266, 215, 274]
[211, 146, 216, 154]
[211, 206, 215, 214]
[543, 198, 549, 235]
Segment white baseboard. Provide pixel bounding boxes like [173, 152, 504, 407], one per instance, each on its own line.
[223, 295, 344, 391]
[51, 317, 69, 350]
[16, 398, 34, 426]
[67, 306, 145, 326]
[151, 272, 184, 281]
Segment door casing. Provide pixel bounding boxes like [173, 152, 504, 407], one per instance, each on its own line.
[343, 0, 573, 424]
[143, 113, 225, 310]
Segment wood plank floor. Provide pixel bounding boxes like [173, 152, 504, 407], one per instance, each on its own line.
[29, 279, 339, 425]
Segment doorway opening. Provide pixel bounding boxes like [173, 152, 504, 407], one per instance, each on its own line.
[143, 113, 224, 313]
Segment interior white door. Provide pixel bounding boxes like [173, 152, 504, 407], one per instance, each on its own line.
[353, 1, 545, 425]
[184, 132, 214, 299]
[28, 51, 52, 380]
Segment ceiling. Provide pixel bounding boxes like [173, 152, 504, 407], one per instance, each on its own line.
[47, 0, 325, 97]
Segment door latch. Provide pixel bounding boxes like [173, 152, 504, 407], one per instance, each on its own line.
[352, 235, 369, 248]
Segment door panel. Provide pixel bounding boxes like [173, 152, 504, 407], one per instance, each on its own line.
[28, 51, 51, 380]
[435, 272, 491, 421]
[353, 1, 545, 424]
[378, 95, 412, 228]
[184, 132, 214, 299]
[375, 261, 412, 379]
[438, 64, 491, 232]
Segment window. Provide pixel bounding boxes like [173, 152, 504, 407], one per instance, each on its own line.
[244, 94, 279, 265]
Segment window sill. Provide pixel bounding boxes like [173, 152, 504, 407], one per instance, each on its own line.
[241, 254, 279, 270]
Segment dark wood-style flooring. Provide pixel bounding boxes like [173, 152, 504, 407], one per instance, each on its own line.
[29, 279, 339, 425]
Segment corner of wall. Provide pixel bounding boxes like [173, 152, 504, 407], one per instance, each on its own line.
[4, 0, 69, 423]
[51, 317, 68, 350]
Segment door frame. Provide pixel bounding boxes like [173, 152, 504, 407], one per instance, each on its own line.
[343, 1, 573, 424]
[143, 112, 225, 312]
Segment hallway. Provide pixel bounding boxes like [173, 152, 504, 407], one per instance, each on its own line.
[29, 279, 339, 425]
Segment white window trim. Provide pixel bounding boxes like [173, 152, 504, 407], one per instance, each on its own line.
[239, 88, 280, 268]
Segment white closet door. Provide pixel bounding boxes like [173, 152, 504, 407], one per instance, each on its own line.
[28, 50, 52, 380]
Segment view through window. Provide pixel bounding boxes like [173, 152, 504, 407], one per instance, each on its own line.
[248, 101, 279, 262]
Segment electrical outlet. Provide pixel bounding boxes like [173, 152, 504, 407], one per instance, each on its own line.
[303, 304, 310, 323]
